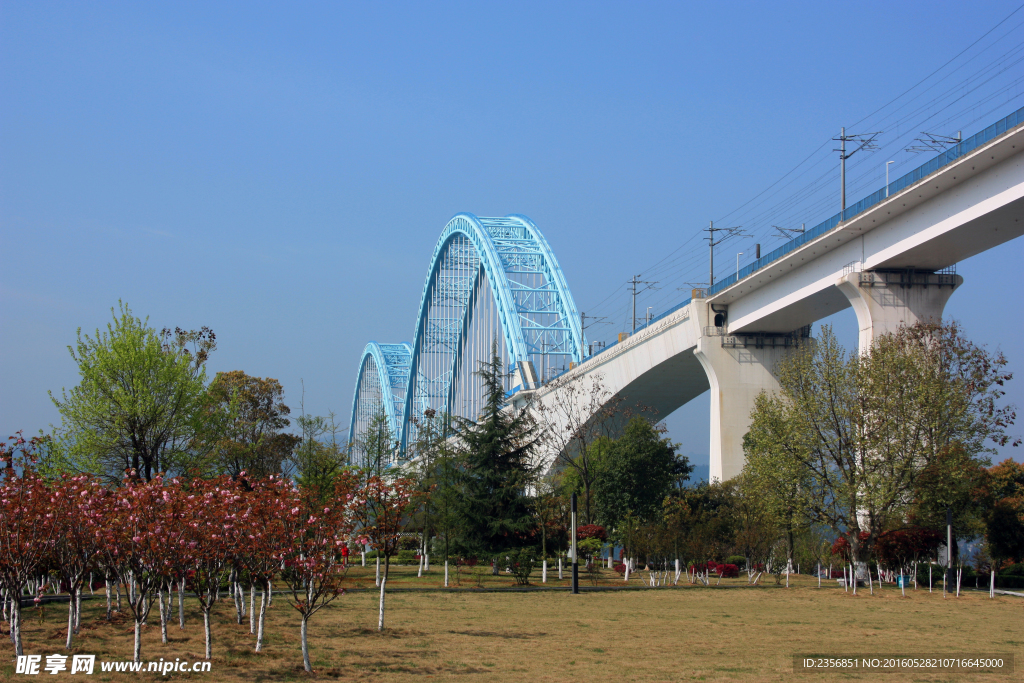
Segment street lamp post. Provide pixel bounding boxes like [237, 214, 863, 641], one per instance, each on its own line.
[571, 493, 579, 594]
[886, 160, 895, 197]
[736, 252, 743, 280]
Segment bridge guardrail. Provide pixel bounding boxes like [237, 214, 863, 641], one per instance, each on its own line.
[706, 105, 1024, 297]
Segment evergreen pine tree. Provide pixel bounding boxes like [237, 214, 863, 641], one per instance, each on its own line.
[455, 343, 540, 557]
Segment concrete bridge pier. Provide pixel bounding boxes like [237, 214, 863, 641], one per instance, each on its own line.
[835, 270, 964, 353]
[692, 301, 810, 483]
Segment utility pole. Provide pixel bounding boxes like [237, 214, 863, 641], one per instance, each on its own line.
[704, 221, 746, 286]
[834, 128, 880, 216]
[628, 275, 658, 332]
[579, 312, 609, 358]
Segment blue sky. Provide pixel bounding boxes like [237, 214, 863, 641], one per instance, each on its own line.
[2, 1, 1022, 468]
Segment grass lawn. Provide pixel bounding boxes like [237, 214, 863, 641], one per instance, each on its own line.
[4, 565, 1021, 682]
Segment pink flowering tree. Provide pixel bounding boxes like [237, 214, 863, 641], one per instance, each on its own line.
[350, 474, 420, 632]
[179, 476, 243, 660]
[48, 475, 107, 650]
[0, 432, 61, 656]
[278, 471, 358, 672]
[236, 474, 292, 653]
[93, 471, 169, 664]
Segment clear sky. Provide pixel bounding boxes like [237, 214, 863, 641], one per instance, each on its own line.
[2, 1, 1022, 469]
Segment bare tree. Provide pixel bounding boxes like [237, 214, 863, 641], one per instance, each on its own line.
[534, 372, 653, 524]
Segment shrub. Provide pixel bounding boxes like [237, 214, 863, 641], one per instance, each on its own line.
[577, 537, 604, 559]
[997, 574, 1024, 588]
[725, 555, 746, 567]
[500, 548, 536, 586]
[398, 536, 419, 551]
[715, 563, 740, 578]
[613, 563, 626, 574]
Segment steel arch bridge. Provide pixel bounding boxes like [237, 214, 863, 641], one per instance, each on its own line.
[348, 213, 583, 464]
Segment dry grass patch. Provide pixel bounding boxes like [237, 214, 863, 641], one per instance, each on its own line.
[2, 568, 1021, 682]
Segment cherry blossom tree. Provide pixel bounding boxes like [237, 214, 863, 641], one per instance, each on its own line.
[48, 475, 106, 650]
[93, 472, 169, 663]
[236, 474, 292, 653]
[179, 476, 243, 660]
[278, 471, 358, 672]
[0, 432, 60, 656]
[350, 474, 419, 632]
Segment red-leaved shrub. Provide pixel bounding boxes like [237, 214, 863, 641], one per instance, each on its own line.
[576, 524, 607, 542]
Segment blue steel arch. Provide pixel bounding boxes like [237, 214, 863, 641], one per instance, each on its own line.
[347, 342, 412, 457]
[400, 213, 583, 450]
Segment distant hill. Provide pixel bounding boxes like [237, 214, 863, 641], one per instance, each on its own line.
[677, 451, 711, 486]
[687, 464, 711, 486]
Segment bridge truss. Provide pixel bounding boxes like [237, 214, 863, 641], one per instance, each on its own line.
[347, 213, 583, 458]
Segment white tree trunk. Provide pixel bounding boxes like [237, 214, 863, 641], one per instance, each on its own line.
[232, 572, 242, 624]
[203, 608, 212, 660]
[301, 616, 311, 672]
[558, 557, 563, 580]
[133, 619, 142, 663]
[376, 558, 381, 587]
[65, 589, 75, 650]
[159, 585, 168, 644]
[255, 581, 268, 653]
[425, 553, 429, 571]
[361, 551, 366, 567]
[267, 579, 273, 606]
[178, 579, 185, 628]
[74, 588, 81, 632]
[990, 567, 996, 598]
[542, 560, 547, 583]
[11, 599, 21, 656]
[249, 584, 256, 634]
[377, 576, 387, 632]
[417, 554, 423, 578]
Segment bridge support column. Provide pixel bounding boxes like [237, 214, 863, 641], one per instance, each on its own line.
[835, 270, 963, 353]
[693, 303, 808, 483]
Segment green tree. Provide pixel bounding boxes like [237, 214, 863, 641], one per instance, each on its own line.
[353, 404, 396, 477]
[207, 371, 299, 477]
[50, 303, 221, 482]
[906, 443, 990, 558]
[985, 459, 1024, 565]
[410, 407, 460, 578]
[292, 410, 348, 505]
[535, 372, 651, 525]
[455, 344, 540, 557]
[743, 323, 1016, 565]
[592, 417, 682, 531]
[742, 400, 812, 571]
